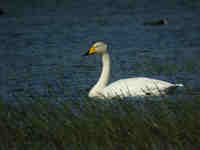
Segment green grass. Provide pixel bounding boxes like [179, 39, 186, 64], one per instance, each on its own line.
[0, 93, 200, 150]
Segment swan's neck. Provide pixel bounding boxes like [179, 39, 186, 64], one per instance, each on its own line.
[89, 53, 110, 97]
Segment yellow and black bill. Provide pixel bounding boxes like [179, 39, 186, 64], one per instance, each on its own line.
[83, 47, 96, 56]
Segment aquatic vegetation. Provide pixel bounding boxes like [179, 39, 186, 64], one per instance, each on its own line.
[0, 94, 200, 150]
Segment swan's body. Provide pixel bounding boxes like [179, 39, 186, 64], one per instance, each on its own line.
[84, 42, 183, 99]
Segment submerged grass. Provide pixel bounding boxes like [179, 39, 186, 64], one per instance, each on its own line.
[0, 94, 200, 150]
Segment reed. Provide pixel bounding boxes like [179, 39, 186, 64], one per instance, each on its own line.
[0, 93, 200, 150]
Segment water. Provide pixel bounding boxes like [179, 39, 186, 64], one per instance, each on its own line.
[0, 0, 200, 100]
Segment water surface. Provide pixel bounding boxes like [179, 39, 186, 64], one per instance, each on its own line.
[0, 0, 200, 100]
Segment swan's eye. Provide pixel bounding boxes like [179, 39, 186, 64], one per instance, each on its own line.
[95, 45, 104, 51]
[95, 45, 100, 49]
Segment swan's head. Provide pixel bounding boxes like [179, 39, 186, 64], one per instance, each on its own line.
[83, 42, 108, 56]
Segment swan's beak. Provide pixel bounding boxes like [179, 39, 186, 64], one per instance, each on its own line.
[83, 47, 96, 56]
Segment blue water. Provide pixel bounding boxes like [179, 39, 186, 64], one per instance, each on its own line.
[0, 0, 200, 100]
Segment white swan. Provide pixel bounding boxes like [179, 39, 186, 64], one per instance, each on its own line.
[83, 42, 183, 99]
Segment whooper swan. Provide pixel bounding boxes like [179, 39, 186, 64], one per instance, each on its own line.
[83, 42, 183, 99]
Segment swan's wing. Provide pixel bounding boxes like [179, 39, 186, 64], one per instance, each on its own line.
[101, 77, 175, 98]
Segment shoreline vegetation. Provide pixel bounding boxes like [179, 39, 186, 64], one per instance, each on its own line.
[0, 93, 200, 150]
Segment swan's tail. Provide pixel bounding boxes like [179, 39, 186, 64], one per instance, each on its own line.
[175, 83, 184, 87]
